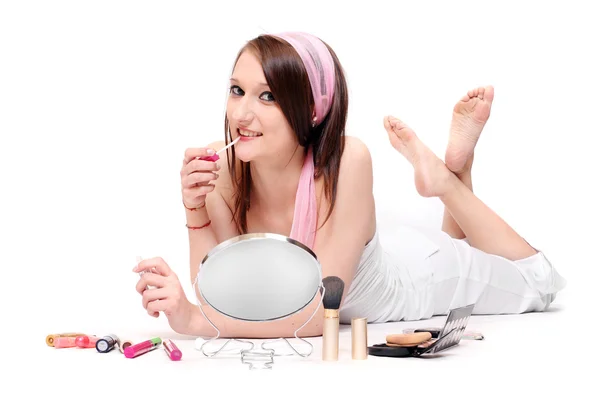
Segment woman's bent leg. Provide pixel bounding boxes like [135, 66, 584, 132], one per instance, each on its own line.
[420, 228, 567, 316]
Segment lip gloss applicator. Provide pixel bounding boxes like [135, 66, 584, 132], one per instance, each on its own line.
[136, 256, 162, 317]
[136, 256, 151, 286]
[197, 136, 240, 162]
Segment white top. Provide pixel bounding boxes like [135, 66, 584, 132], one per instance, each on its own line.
[338, 225, 441, 324]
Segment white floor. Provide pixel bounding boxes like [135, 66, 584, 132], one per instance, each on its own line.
[12, 288, 593, 400]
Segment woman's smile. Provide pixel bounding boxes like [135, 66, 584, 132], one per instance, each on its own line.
[238, 127, 263, 140]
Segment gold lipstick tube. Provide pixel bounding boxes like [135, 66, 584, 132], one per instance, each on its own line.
[322, 308, 339, 361]
[351, 317, 368, 360]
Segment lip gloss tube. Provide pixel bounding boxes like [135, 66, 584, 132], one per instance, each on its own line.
[46, 333, 86, 347]
[124, 337, 162, 359]
[163, 339, 182, 361]
[54, 337, 78, 348]
[75, 335, 100, 348]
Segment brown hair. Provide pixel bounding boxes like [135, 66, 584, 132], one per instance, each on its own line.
[224, 34, 348, 234]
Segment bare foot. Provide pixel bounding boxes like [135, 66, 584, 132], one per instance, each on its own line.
[384, 116, 454, 198]
[445, 85, 494, 174]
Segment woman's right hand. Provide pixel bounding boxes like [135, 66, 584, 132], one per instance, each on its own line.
[134, 257, 194, 334]
[180, 148, 221, 209]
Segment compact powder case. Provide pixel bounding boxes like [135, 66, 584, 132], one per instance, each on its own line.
[368, 303, 475, 358]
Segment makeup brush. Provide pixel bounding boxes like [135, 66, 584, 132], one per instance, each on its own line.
[322, 276, 345, 361]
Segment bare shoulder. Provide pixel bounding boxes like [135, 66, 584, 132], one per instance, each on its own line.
[339, 136, 373, 182]
[315, 137, 375, 251]
[336, 137, 375, 242]
[327, 135, 374, 217]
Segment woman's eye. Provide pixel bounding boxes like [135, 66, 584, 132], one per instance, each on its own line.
[230, 85, 244, 96]
[259, 91, 275, 102]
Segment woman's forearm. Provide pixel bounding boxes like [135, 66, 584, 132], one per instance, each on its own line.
[182, 296, 325, 339]
[185, 207, 219, 285]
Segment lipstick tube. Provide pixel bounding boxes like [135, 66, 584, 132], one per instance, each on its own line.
[351, 317, 368, 360]
[124, 337, 162, 359]
[163, 339, 182, 361]
[96, 334, 120, 353]
[322, 308, 339, 361]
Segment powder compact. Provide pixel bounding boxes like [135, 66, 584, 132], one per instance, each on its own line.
[367, 303, 475, 358]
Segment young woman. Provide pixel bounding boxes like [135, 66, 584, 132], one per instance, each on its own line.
[133, 32, 566, 339]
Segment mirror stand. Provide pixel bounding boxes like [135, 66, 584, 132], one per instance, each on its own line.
[194, 283, 326, 369]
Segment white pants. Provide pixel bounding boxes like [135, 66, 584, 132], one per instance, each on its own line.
[339, 226, 567, 324]
[422, 229, 566, 317]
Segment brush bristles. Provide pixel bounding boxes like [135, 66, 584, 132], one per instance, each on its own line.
[322, 276, 344, 310]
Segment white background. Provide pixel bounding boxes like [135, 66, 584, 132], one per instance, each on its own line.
[1, 0, 598, 398]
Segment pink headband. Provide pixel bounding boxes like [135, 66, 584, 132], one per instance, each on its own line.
[272, 32, 336, 125]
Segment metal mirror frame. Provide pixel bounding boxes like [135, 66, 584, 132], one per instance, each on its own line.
[192, 233, 326, 367]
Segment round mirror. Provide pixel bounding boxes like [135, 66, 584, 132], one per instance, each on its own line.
[196, 233, 322, 322]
